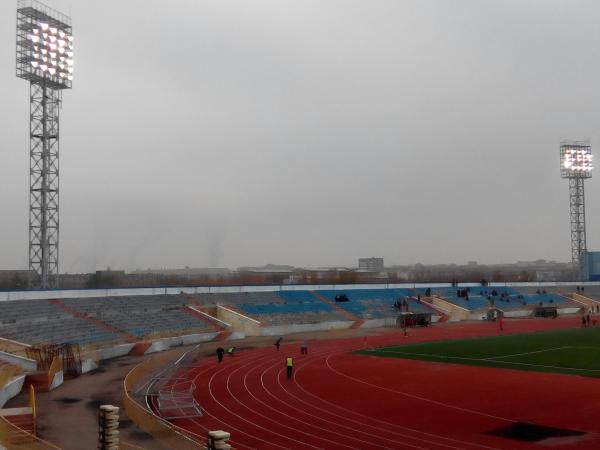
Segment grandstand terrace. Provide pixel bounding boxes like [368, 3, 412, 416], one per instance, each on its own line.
[0, 283, 592, 348]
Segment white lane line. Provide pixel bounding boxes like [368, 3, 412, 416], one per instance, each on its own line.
[326, 355, 516, 422]
[263, 349, 436, 450]
[292, 354, 503, 450]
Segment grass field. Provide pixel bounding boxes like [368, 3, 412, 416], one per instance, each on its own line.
[358, 326, 600, 378]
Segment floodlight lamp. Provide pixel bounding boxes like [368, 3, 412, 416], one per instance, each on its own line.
[17, 3, 73, 89]
[560, 141, 593, 178]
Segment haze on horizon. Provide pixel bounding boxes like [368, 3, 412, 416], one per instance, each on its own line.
[1, 0, 599, 273]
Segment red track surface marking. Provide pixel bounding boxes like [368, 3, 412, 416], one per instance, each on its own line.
[168, 318, 600, 449]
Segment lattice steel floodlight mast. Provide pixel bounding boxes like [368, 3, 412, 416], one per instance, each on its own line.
[560, 140, 593, 280]
[15, 0, 73, 289]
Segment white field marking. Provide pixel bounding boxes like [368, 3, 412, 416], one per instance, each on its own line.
[288, 350, 502, 450]
[372, 349, 600, 372]
[473, 360, 600, 372]
[204, 352, 297, 449]
[192, 341, 498, 450]
[189, 352, 271, 450]
[325, 355, 516, 422]
[232, 354, 364, 450]
[483, 346, 572, 360]
[266, 351, 446, 450]
[219, 353, 328, 450]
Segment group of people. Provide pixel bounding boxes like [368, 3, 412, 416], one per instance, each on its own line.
[582, 309, 597, 327]
[214, 336, 308, 380]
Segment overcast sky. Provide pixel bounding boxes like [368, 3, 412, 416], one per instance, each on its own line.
[1, 0, 600, 272]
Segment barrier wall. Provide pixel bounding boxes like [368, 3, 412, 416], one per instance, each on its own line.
[3, 281, 600, 302]
[217, 306, 261, 336]
[148, 332, 218, 351]
[187, 306, 231, 330]
[0, 376, 25, 409]
[0, 352, 36, 373]
[361, 315, 441, 329]
[122, 352, 205, 450]
[259, 320, 352, 336]
[428, 297, 470, 321]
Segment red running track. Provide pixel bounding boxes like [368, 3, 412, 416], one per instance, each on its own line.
[169, 317, 600, 449]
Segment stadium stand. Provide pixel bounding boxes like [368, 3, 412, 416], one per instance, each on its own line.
[59, 296, 214, 339]
[0, 295, 215, 346]
[314, 289, 435, 319]
[233, 291, 347, 325]
[421, 287, 578, 311]
[0, 286, 585, 347]
[0, 299, 119, 345]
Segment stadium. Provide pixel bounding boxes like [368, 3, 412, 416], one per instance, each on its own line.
[2, 1, 600, 450]
[1, 283, 600, 449]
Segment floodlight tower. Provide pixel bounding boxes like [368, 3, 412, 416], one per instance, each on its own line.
[560, 140, 593, 280]
[15, 0, 73, 289]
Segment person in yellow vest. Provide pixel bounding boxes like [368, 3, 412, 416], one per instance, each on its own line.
[286, 356, 293, 379]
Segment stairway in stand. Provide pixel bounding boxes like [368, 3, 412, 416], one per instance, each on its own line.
[48, 299, 138, 343]
[184, 306, 232, 340]
[310, 291, 364, 329]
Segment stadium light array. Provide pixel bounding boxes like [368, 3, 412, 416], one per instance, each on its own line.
[15, 0, 73, 289]
[560, 141, 593, 179]
[559, 140, 593, 281]
[16, 0, 73, 89]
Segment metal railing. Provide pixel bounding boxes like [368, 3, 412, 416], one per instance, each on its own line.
[0, 415, 59, 450]
[122, 351, 206, 450]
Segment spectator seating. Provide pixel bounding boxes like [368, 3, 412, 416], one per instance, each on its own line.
[60, 296, 214, 339]
[0, 295, 214, 345]
[235, 291, 347, 325]
[426, 287, 575, 311]
[312, 289, 435, 319]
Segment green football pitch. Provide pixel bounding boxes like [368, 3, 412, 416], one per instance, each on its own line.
[358, 326, 600, 378]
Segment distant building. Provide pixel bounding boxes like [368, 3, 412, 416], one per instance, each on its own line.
[236, 264, 295, 274]
[585, 252, 600, 281]
[129, 267, 231, 278]
[358, 257, 384, 272]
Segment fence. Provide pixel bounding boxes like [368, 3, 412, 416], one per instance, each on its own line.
[0, 415, 60, 450]
[122, 350, 207, 450]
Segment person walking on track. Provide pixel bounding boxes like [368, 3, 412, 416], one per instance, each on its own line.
[286, 356, 293, 379]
